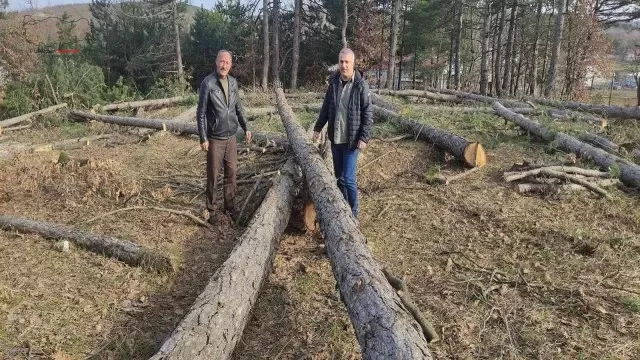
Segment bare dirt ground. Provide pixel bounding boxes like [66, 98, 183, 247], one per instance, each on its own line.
[1, 95, 639, 359]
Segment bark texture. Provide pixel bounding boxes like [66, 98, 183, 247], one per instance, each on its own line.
[0, 103, 67, 128]
[373, 106, 486, 167]
[275, 88, 433, 359]
[0, 215, 172, 271]
[493, 102, 640, 189]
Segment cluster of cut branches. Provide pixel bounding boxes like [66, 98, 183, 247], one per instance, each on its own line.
[504, 163, 618, 199]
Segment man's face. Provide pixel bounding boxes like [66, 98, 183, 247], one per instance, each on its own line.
[216, 52, 232, 78]
[339, 52, 354, 78]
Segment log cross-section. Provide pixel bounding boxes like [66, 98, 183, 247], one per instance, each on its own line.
[373, 105, 486, 168]
[493, 102, 640, 189]
[0, 215, 172, 271]
[149, 159, 301, 360]
[275, 88, 432, 359]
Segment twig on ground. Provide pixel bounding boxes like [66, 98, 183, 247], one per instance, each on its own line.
[538, 168, 612, 199]
[235, 176, 263, 226]
[357, 150, 395, 173]
[85, 206, 209, 227]
[437, 166, 482, 185]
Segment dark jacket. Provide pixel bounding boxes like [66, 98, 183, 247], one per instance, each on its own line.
[197, 72, 247, 143]
[313, 69, 373, 150]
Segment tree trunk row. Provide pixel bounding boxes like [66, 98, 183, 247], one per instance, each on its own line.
[275, 88, 433, 359]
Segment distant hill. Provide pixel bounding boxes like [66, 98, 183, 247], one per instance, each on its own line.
[0, 3, 198, 45]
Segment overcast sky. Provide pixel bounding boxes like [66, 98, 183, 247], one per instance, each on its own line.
[7, 0, 229, 11]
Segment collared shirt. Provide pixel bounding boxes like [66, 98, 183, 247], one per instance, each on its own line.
[334, 72, 354, 144]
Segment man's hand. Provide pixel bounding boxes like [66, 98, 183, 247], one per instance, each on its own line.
[312, 131, 321, 142]
[357, 140, 367, 150]
[245, 131, 252, 143]
[200, 141, 209, 152]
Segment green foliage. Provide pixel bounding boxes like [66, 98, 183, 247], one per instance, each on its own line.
[184, 2, 254, 87]
[0, 58, 137, 118]
[85, 0, 187, 91]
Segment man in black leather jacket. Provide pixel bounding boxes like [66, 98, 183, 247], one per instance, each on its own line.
[197, 50, 252, 224]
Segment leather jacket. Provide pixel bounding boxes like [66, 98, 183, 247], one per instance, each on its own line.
[196, 72, 247, 143]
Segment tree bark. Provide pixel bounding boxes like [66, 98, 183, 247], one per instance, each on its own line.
[100, 96, 192, 111]
[275, 88, 433, 359]
[502, 0, 517, 94]
[342, 0, 348, 48]
[271, 0, 281, 86]
[544, 0, 566, 98]
[262, 0, 269, 90]
[493, 101, 640, 189]
[173, 0, 184, 82]
[373, 105, 486, 168]
[454, 0, 463, 90]
[387, 0, 402, 89]
[529, 0, 543, 96]
[495, 0, 506, 96]
[579, 133, 620, 153]
[291, 0, 302, 90]
[69, 110, 288, 147]
[0, 103, 67, 128]
[480, 1, 492, 96]
[149, 160, 300, 359]
[0, 215, 172, 271]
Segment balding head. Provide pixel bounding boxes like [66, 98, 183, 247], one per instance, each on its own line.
[338, 48, 355, 80]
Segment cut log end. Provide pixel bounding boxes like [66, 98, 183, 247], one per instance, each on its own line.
[302, 200, 318, 232]
[463, 143, 487, 168]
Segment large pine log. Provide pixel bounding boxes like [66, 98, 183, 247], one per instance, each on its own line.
[425, 86, 530, 108]
[0, 215, 172, 271]
[374, 89, 460, 103]
[100, 96, 194, 111]
[149, 159, 301, 360]
[373, 105, 486, 168]
[69, 110, 288, 147]
[579, 133, 619, 154]
[0, 103, 68, 129]
[275, 88, 433, 359]
[493, 102, 640, 188]
[527, 97, 640, 120]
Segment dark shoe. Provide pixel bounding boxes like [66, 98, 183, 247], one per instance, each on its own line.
[207, 212, 218, 225]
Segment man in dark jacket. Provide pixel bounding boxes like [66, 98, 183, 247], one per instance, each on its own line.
[197, 50, 252, 224]
[313, 48, 373, 218]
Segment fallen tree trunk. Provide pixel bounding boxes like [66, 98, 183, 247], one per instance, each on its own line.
[425, 87, 530, 108]
[69, 110, 288, 147]
[371, 93, 401, 112]
[373, 105, 486, 168]
[149, 159, 301, 359]
[547, 108, 605, 127]
[374, 89, 460, 103]
[419, 105, 539, 115]
[517, 178, 619, 194]
[0, 103, 68, 129]
[275, 88, 433, 359]
[527, 97, 640, 120]
[0, 215, 172, 271]
[579, 133, 619, 154]
[0, 134, 115, 157]
[100, 96, 194, 111]
[247, 103, 322, 117]
[493, 102, 640, 189]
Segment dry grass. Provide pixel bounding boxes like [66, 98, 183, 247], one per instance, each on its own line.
[1, 96, 640, 359]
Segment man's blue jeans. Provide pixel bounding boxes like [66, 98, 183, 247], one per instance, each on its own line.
[331, 143, 360, 218]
